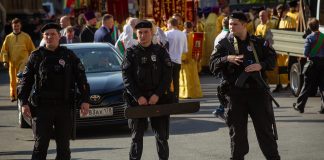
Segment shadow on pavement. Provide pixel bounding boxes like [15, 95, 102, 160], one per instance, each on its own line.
[76, 125, 130, 140]
[0, 70, 9, 84]
[276, 119, 324, 123]
[169, 117, 226, 135]
[0, 106, 17, 111]
[0, 147, 124, 157]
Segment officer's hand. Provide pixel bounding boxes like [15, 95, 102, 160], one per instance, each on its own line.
[80, 103, 90, 116]
[227, 55, 243, 65]
[22, 105, 32, 119]
[3, 62, 8, 68]
[149, 94, 159, 105]
[245, 63, 262, 72]
[137, 96, 148, 106]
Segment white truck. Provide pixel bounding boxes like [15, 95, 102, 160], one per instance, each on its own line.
[271, 0, 324, 96]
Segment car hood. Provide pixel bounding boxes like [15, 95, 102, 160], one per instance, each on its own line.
[86, 72, 124, 94]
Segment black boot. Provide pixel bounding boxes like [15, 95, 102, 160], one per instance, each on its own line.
[293, 103, 304, 113]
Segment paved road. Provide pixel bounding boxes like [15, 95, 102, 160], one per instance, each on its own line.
[0, 70, 324, 160]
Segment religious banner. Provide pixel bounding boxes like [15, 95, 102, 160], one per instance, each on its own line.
[153, 0, 186, 28]
[186, 1, 194, 22]
[186, 0, 199, 25]
[192, 32, 204, 61]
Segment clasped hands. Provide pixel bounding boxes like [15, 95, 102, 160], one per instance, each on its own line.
[137, 94, 159, 106]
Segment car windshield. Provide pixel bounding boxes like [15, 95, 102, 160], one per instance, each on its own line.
[71, 47, 122, 73]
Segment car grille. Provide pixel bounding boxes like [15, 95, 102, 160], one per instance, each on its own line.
[76, 102, 127, 127]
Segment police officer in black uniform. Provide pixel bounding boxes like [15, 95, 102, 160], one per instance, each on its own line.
[18, 23, 90, 160]
[209, 13, 280, 160]
[122, 20, 172, 160]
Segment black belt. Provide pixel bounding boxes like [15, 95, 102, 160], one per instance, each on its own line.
[39, 99, 69, 106]
[232, 83, 261, 89]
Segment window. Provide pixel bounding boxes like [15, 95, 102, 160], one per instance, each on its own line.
[73, 47, 122, 73]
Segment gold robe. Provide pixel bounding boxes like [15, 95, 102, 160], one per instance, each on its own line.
[279, 16, 296, 29]
[0, 31, 35, 98]
[287, 11, 299, 23]
[179, 32, 203, 99]
[216, 14, 225, 36]
[200, 13, 217, 69]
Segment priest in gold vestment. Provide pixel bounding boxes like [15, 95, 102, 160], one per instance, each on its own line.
[179, 22, 203, 98]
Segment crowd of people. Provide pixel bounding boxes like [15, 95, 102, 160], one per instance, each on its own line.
[0, 0, 323, 159]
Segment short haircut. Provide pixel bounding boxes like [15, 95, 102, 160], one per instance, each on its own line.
[308, 18, 319, 31]
[168, 18, 178, 27]
[11, 18, 21, 24]
[66, 26, 74, 33]
[222, 17, 229, 29]
[102, 14, 113, 22]
[184, 21, 193, 29]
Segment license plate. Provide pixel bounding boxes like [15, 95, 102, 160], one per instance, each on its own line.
[80, 107, 113, 118]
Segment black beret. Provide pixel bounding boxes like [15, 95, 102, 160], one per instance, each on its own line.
[40, 23, 61, 33]
[135, 20, 152, 29]
[230, 12, 248, 23]
[289, 0, 298, 7]
[84, 11, 96, 21]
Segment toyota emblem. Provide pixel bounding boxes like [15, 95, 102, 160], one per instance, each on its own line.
[90, 95, 101, 102]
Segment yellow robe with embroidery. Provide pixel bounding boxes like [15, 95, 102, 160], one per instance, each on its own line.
[179, 32, 203, 99]
[200, 13, 217, 69]
[0, 32, 35, 98]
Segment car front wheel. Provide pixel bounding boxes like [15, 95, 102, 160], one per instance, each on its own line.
[290, 63, 303, 97]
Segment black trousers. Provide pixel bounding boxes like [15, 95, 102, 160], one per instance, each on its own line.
[129, 116, 170, 160]
[226, 88, 280, 160]
[296, 60, 324, 110]
[172, 62, 181, 103]
[31, 103, 72, 160]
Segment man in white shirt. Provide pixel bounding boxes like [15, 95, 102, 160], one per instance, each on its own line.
[165, 18, 188, 102]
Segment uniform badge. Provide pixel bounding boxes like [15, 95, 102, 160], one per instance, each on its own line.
[151, 55, 157, 62]
[247, 46, 253, 52]
[59, 59, 65, 67]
